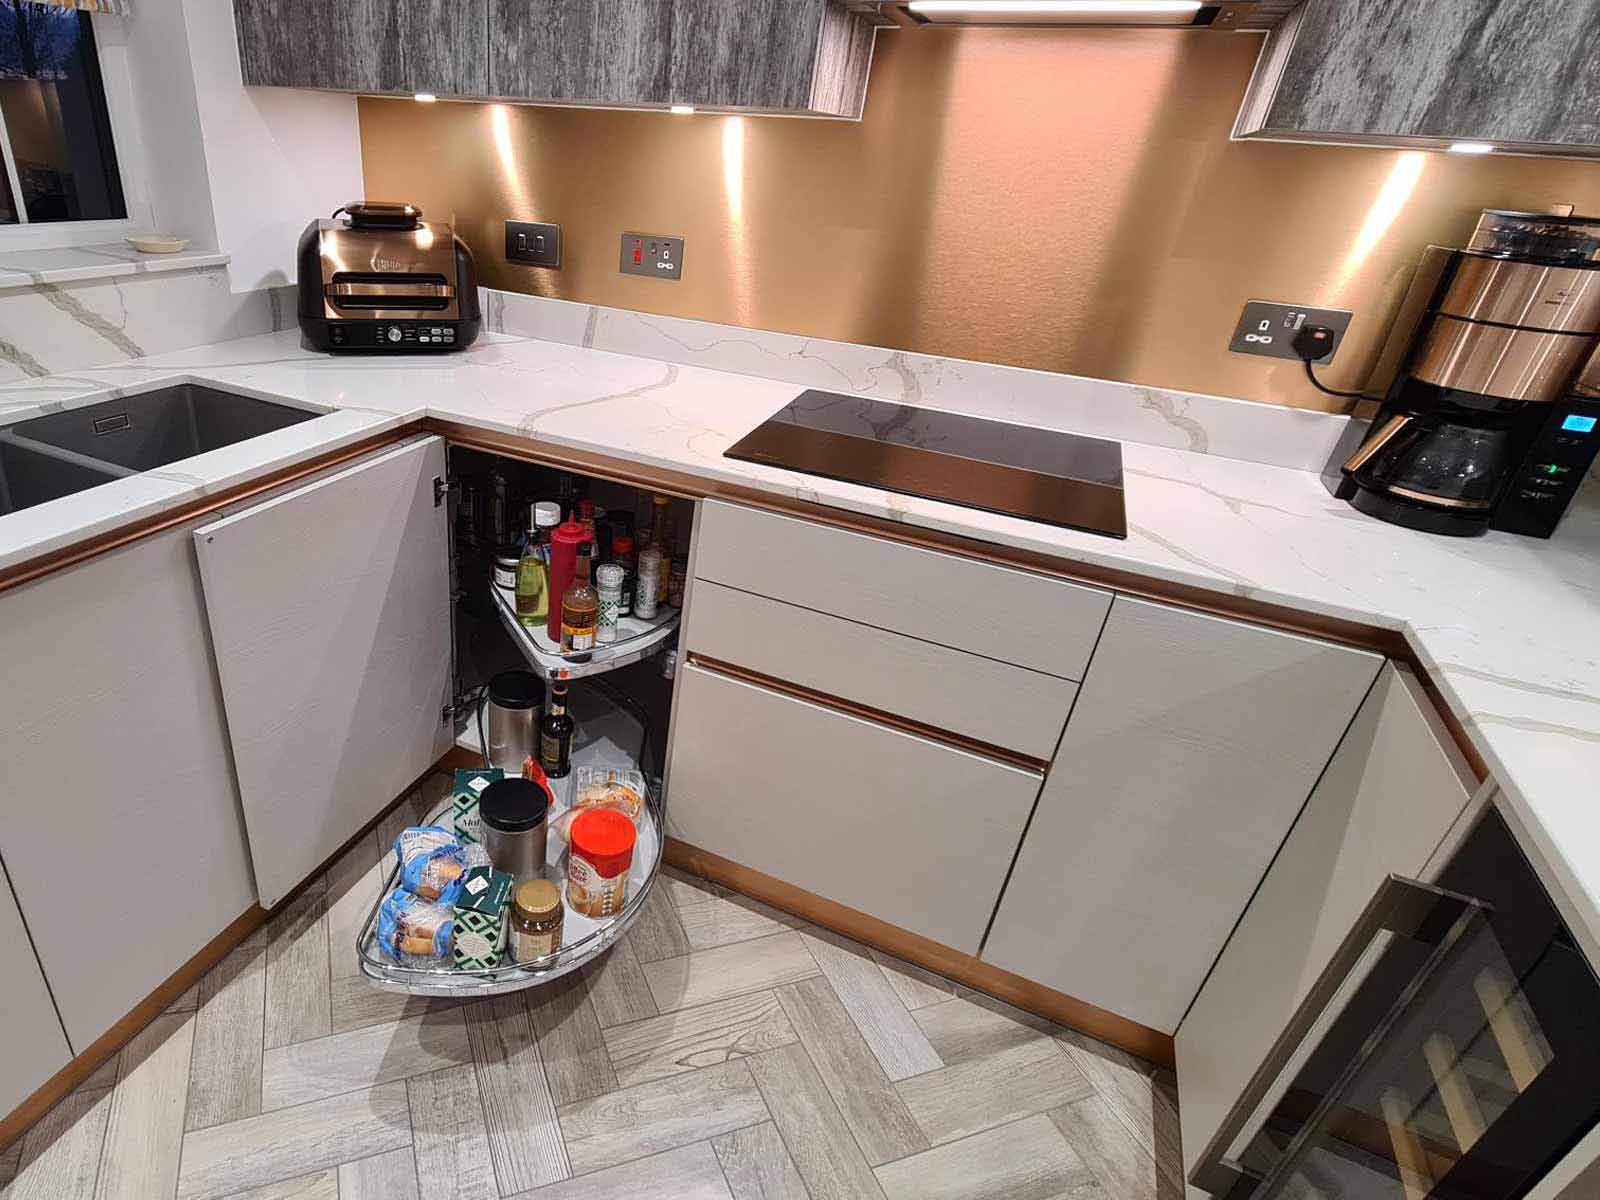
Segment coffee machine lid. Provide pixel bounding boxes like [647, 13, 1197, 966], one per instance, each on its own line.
[1469, 210, 1600, 266]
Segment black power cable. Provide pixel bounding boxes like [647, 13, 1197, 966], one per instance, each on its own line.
[1292, 323, 1374, 402]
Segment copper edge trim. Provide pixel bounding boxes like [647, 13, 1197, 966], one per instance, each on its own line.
[686, 652, 1050, 774]
[1343, 413, 1413, 474]
[326, 281, 455, 299]
[1385, 485, 1495, 511]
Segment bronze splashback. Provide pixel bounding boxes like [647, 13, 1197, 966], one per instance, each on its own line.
[358, 28, 1600, 414]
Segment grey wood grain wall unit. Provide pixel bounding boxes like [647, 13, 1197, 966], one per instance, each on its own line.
[234, 0, 489, 97]
[490, 0, 673, 107]
[1235, 0, 1600, 157]
[0, 856, 72, 1115]
[981, 596, 1383, 1034]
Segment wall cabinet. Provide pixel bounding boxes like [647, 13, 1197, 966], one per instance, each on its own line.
[489, 0, 674, 107]
[194, 437, 454, 909]
[1174, 662, 1476, 1198]
[234, 0, 489, 96]
[1236, 0, 1600, 157]
[0, 860, 71, 1116]
[981, 597, 1382, 1034]
[0, 524, 257, 1051]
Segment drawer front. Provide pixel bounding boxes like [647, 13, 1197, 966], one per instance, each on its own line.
[693, 501, 1110, 680]
[667, 662, 1045, 955]
[686, 580, 1077, 761]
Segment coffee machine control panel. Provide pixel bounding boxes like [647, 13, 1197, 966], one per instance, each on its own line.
[1494, 396, 1600, 538]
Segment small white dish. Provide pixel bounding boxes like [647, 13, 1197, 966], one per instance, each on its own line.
[125, 234, 190, 254]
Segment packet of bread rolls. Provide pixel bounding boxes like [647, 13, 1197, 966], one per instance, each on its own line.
[377, 889, 454, 965]
[551, 764, 647, 843]
[393, 826, 467, 904]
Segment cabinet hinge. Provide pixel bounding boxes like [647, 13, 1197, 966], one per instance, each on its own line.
[433, 475, 459, 507]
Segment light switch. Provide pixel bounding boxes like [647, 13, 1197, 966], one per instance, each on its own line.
[505, 220, 561, 268]
[620, 232, 685, 281]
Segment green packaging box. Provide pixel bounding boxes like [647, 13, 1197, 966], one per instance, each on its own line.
[453, 867, 513, 970]
[452, 767, 503, 845]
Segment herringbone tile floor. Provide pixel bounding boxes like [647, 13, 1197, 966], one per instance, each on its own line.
[0, 772, 1185, 1200]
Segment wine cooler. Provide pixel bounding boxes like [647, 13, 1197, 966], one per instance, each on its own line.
[1192, 808, 1600, 1199]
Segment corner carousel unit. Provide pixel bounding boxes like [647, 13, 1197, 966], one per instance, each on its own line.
[489, 580, 680, 680]
[357, 680, 667, 997]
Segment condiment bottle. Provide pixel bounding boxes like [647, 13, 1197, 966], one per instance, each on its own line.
[577, 498, 597, 543]
[540, 678, 574, 778]
[611, 533, 636, 616]
[561, 542, 598, 652]
[545, 519, 586, 643]
[635, 546, 663, 620]
[515, 501, 562, 626]
[595, 563, 624, 644]
[647, 494, 671, 553]
[567, 807, 636, 918]
[510, 879, 564, 962]
[656, 513, 676, 605]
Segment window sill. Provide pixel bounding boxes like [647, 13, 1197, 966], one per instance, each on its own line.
[0, 242, 229, 291]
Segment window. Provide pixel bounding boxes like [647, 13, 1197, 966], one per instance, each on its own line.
[0, 2, 124, 225]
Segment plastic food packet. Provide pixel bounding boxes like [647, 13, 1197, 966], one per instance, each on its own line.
[394, 826, 467, 904]
[377, 889, 454, 964]
[551, 764, 647, 843]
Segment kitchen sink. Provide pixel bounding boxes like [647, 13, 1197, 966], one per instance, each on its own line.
[0, 384, 319, 515]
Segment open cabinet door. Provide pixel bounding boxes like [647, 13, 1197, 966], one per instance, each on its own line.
[195, 436, 453, 907]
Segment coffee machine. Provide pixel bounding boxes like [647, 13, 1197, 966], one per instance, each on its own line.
[1335, 211, 1600, 538]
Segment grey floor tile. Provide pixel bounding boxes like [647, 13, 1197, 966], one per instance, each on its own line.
[264, 890, 331, 1050]
[659, 867, 729, 910]
[713, 1120, 810, 1200]
[625, 884, 693, 963]
[557, 1057, 768, 1177]
[675, 892, 800, 952]
[801, 930, 942, 1082]
[747, 1043, 886, 1200]
[526, 971, 619, 1105]
[94, 1012, 194, 1200]
[1055, 1028, 1184, 1193]
[261, 1008, 472, 1110]
[186, 928, 268, 1131]
[603, 990, 797, 1089]
[642, 931, 819, 1013]
[217, 1171, 339, 1199]
[775, 976, 927, 1166]
[465, 993, 570, 1193]
[0, 1140, 22, 1189]
[583, 937, 659, 1029]
[512, 1141, 734, 1199]
[176, 1082, 412, 1200]
[875, 1114, 1094, 1200]
[1049, 1094, 1168, 1200]
[165, 984, 200, 1014]
[329, 975, 457, 1036]
[80, 1053, 120, 1093]
[896, 1037, 1094, 1146]
[407, 1065, 498, 1200]
[913, 994, 1055, 1066]
[7, 1086, 113, 1200]
[871, 950, 958, 1011]
[336, 1147, 419, 1200]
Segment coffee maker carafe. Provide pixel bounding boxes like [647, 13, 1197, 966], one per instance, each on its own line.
[1339, 211, 1600, 537]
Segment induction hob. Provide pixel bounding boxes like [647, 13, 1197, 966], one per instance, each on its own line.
[724, 390, 1127, 539]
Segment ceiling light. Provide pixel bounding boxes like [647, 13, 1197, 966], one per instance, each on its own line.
[670, 105, 696, 115]
[413, 92, 437, 103]
[1448, 141, 1495, 155]
[906, 1, 1205, 25]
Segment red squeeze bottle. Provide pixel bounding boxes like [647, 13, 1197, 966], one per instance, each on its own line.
[546, 519, 586, 642]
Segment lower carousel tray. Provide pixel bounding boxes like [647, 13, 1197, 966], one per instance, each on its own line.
[357, 692, 664, 997]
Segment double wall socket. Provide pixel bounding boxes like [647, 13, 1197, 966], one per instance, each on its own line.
[620, 232, 684, 281]
[505, 221, 561, 268]
[1229, 301, 1353, 362]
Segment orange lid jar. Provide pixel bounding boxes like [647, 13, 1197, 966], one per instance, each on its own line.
[567, 807, 636, 918]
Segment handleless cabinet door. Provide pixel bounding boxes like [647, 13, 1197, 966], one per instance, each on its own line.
[982, 597, 1383, 1034]
[0, 859, 71, 1114]
[1174, 663, 1475, 1198]
[489, 0, 673, 105]
[234, 0, 489, 97]
[195, 437, 453, 908]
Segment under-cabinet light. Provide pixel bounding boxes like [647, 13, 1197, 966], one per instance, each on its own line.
[1448, 142, 1496, 155]
[907, 0, 1205, 24]
[670, 105, 697, 115]
[414, 92, 437, 103]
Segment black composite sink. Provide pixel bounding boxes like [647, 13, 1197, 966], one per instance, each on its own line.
[0, 384, 320, 515]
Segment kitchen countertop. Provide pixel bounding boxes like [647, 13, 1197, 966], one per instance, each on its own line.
[4, 327, 1599, 953]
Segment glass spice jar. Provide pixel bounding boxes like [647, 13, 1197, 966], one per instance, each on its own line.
[595, 563, 624, 644]
[510, 879, 564, 962]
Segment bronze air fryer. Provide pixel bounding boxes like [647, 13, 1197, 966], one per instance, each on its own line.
[1340, 210, 1600, 537]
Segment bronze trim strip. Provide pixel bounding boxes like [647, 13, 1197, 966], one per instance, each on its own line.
[1342, 413, 1411, 474]
[686, 652, 1051, 775]
[326, 281, 455, 299]
[1386, 485, 1494, 511]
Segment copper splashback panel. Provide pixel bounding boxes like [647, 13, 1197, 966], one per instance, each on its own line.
[1410, 316, 1596, 403]
[359, 29, 1600, 414]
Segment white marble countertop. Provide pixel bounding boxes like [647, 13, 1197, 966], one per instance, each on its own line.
[0, 242, 228, 290]
[3, 328, 1599, 952]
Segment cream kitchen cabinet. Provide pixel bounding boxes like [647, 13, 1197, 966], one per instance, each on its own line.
[1174, 662, 1476, 1198]
[0, 859, 72, 1115]
[194, 436, 454, 909]
[982, 596, 1383, 1034]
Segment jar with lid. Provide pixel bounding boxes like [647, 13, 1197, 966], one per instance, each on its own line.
[510, 879, 564, 962]
[567, 807, 636, 918]
[635, 546, 663, 619]
[611, 533, 636, 616]
[478, 776, 549, 884]
[595, 563, 625, 644]
[492, 553, 520, 592]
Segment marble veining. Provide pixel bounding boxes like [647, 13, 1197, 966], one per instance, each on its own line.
[480, 289, 1356, 474]
[0, 326, 1598, 968]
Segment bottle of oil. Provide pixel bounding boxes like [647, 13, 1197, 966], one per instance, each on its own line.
[560, 542, 598, 652]
[516, 501, 561, 626]
[540, 679, 574, 778]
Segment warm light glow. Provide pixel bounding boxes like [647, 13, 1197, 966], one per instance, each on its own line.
[1449, 142, 1496, 155]
[414, 92, 437, 103]
[1335, 151, 1426, 293]
[670, 105, 696, 116]
[489, 105, 531, 213]
[722, 117, 751, 324]
[908, 1, 1203, 13]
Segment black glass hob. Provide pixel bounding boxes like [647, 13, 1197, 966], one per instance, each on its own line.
[724, 390, 1127, 539]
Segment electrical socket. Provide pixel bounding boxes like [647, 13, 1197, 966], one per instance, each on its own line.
[1229, 301, 1353, 362]
[620, 232, 684, 281]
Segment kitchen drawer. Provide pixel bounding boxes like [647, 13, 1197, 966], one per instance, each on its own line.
[693, 500, 1110, 681]
[686, 579, 1077, 760]
[666, 661, 1045, 954]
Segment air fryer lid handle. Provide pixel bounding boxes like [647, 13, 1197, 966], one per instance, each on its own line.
[333, 201, 422, 230]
